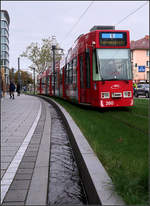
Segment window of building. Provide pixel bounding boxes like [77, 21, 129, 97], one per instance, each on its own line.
[1, 36, 9, 44]
[1, 12, 5, 19]
[0, 59, 9, 67]
[1, 12, 7, 21]
[146, 61, 150, 67]
[147, 71, 149, 81]
[146, 50, 149, 56]
[1, 28, 9, 38]
[131, 51, 133, 60]
[1, 20, 8, 28]
[1, 44, 9, 52]
[1, 51, 9, 59]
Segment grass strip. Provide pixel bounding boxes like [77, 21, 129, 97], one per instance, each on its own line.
[48, 96, 149, 205]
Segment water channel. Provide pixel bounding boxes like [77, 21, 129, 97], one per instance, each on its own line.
[47, 104, 88, 205]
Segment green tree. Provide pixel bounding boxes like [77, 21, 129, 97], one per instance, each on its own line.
[21, 37, 63, 74]
[14, 70, 33, 86]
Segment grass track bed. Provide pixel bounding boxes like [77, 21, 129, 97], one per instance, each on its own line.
[46, 96, 149, 205]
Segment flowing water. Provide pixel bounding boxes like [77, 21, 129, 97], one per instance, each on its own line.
[47, 104, 88, 205]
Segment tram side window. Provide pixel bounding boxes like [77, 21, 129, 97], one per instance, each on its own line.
[79, 55, 84, 88]
[69, 61, 73, 84]
[42, 77, 45, 89]
[64, 65, 67, 84]
[73, 57, 77, 84]
[55, 72, 58, 88]
[47, 75, 50, 86]
[60, 69, 63, 84]
[68, 63, 70, 84]
[65, 64, 69, 84]
[85, 49, 90, 88]
[67, 61, 73, 84]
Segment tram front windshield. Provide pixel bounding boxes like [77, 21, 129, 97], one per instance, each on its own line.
[94, 49, 132, 81]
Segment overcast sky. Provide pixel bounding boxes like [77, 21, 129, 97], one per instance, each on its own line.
[2, 1, 149, 72]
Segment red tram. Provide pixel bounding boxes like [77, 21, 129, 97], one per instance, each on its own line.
[37, 26, 133, 108]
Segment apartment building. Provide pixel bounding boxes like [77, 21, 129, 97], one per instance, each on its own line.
[0, 10, 10, 87]
[131, 35, 149, 83]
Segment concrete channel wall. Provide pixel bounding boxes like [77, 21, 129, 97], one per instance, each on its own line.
[39, 96, 125, 205]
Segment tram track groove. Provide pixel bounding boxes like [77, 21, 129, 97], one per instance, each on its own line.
[108, 113, 148, 135]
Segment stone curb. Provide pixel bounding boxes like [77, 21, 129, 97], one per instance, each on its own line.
[39, 96, 125, 206]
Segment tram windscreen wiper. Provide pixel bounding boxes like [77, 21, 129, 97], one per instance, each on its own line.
[105, 78, 120, 81]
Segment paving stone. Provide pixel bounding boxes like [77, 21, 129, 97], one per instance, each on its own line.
[14, 173, 32, 180]
[1, 156, 13, 162]
[21, 156, 37, 162]
[1, 162, 10, 170]
[1, 150, 17, 156]
[24, 151, 38, 157]
[31, 136, 41, 140]
[3, 190, 27, 202]
[17, 168, 33, 174]
[2, 201, 24, 205]
[27, 145, 39, 150]
[18, 162, 35, 169]
[29, 140, 41, 144]
[9, 180, 30, 190]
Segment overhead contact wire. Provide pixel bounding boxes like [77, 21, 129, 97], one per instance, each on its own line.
[60, 1, 95, 46]
[115, 1, 148, 26]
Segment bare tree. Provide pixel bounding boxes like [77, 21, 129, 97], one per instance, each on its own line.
[21, 37, 63, 74]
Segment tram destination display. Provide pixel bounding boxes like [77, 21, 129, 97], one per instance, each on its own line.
[99, 32, 127, 46]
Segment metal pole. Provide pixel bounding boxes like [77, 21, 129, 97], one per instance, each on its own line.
[18, 57, 21, 85]
[52, 45, 56, 95]
[12, 68, 14, 82]
[34, 68, 35, 95]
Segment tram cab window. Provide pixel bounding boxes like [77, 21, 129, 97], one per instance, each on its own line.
[93, 50, 101, 81]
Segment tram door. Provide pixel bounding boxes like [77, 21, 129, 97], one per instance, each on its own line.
[79, 50, 91, 103]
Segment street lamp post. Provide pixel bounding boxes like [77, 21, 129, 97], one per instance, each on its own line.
[52, 35, 56, 96]
[51, 35, 63, 96]
[33, 67, 35, 95]
[12, 68, 14, 82]
[29, 66, 36, 95]
[18, 57, 21, 87]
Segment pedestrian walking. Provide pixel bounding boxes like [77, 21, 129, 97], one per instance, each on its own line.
[133, 81, 137, 95]
[9, 81, 16, 99]
[16, 83, 21, 96]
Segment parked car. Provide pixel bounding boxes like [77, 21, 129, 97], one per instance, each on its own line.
[134, 84, 149, 98]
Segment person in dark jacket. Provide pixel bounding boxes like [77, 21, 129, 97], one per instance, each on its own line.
[16, 83, 21, 96]
[9, 81, 16, 99]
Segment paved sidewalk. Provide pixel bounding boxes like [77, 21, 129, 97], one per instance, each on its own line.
[1, 93, 51, 205]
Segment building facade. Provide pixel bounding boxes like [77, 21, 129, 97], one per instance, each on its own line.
[131, 35, 149, 83]
[0, 10, 10, 88]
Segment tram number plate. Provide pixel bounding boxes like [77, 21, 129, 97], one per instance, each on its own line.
[106, 101, 114, 106]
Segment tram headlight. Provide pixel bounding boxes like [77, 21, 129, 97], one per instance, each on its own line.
[123, 91, 132, 98]
[101, 92, 110, 99]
